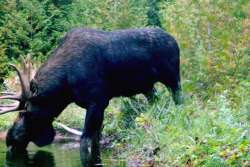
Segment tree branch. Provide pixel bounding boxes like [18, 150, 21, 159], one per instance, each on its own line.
[55, 122, 82, 136]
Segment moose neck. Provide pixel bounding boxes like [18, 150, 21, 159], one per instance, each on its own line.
[32, 68, 73, 119]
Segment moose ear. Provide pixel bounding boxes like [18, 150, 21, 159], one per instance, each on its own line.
[32, 123, 55, 147]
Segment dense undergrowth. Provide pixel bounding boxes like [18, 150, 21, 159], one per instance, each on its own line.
[102, 86, 249, 166]
[0, 0, 249, 166]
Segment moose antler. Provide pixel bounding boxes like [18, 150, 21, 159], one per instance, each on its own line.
[0, 55, 33, 115]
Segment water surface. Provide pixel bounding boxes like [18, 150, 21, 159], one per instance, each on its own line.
[0, 140, 125, 167]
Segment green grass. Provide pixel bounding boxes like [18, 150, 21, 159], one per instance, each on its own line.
[0, 113, 17, 131]
[55, 104, 84, 130]
[101, 84, 250, 166]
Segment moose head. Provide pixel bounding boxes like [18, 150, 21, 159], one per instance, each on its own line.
[0, 57, 55, 152]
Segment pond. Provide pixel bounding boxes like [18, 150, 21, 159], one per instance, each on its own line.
[0, 140, 125, 167]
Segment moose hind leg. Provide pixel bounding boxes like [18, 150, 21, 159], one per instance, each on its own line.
[80, 102, 108, 166]
[169, 81, 183, 105]
[159, 71, 183, 105]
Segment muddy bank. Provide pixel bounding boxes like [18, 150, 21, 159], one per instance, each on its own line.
[0, 131, 81, 150]
[0, 130, 115, 149]
[0, 130, 79, 142]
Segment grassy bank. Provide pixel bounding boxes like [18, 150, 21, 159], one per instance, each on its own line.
[1, 83, 249, 166]
[102, 90, 249, 166]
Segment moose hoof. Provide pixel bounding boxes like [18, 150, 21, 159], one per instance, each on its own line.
[80, 138, 91, 165]
[80, 137, 103, 166]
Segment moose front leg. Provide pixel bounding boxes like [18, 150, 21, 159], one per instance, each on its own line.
[80, 102, 107, 167]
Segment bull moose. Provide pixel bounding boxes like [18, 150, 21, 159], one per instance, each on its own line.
[0, 27, 182, 166]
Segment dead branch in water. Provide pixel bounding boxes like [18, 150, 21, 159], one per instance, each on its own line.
[55, 122, 82, 136]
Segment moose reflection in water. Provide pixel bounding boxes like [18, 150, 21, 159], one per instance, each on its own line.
[5, 150, 55, 167]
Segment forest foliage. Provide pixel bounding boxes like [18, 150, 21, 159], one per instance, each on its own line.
[0, 0, 249, 166]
